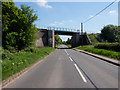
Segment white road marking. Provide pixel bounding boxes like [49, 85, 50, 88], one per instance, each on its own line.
[69, 57, 73, 61]
[64, 49, 69, 56]
[74, 64, 87, 83]
[64, 49, 87, 83]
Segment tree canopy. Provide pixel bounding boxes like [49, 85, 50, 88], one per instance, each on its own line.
[2, 2, 38, 50]
[100, 25, 119, 43]
[66, 38, 71, 44]
[55, 35, 62, 45]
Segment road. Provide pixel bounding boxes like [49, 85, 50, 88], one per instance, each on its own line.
[4, 45, 118, 88]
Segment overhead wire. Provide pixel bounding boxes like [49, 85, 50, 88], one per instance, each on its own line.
[83, 0, 118, 23]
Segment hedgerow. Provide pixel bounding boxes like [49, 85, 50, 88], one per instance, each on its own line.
[94, 43, 120, 52]
[75, 45, 120, 60]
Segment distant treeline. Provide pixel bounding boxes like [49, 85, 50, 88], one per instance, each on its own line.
[88, 25, 120, 44]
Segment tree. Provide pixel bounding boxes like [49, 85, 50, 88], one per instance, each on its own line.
[2, 2, 38, 50]
[66, 38, 71, 44]
[100, 25, 118, 43]
[117, 26, 120, 43]
[55, 35, 62, 45]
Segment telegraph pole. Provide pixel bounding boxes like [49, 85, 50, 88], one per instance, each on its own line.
[80, 23, 83, 45]
[81, 23, 83, 35]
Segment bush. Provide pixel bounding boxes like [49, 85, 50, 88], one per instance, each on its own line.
[23, 47, 37, 53]
[5, 45, 16, 53]
[2, 49, 15, 60]
[94, 43, 120, 52]
[88, 34, 99, 44]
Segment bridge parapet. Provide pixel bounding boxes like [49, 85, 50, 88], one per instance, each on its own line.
[39, 26, 80, 32]
[47, 27, 80, 32]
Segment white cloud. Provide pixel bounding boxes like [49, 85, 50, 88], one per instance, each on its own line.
[36, 0, 52, 8]
[109, 10, 117, 15]
[50, 20, 73, 26]
[50, 22, 64, 26]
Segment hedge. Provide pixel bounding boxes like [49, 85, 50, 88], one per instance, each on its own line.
[75, 45, 120, 60]
[94, 43, 120, 52]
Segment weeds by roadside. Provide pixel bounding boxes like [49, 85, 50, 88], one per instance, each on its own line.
[2, 47, 55, 80]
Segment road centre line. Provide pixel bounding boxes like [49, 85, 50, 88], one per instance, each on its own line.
[74, 64, 87, 83]
[64, 49, 69, 55]
[69, 57, 73, 61]
[64, 49, 87, 83]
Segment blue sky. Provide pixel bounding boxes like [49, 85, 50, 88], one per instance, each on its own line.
[14, 1, 118, 41]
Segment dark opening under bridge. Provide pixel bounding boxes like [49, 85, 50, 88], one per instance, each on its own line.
[35, 27, 91, 48]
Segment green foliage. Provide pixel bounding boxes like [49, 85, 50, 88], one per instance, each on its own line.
[4, 45, 16, 53]
[94, 43, 120, 52]
[2, 2, 38, 50]
[2, 47, 55, 80]
[75, 45, 120, 60]
[117, 26, 120, 42]
[88, 34, 100, 45]
[100, 25, 118, 42]
[23, 47, 38, 53]
[66, 44, 71, 47]
[66, 38, 71, 44]
[55, 35, 62, 45]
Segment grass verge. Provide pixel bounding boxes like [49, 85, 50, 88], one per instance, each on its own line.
[66, 44, 71, 48]
[2, 47, 55, 81]
[75, 45, 120, 60]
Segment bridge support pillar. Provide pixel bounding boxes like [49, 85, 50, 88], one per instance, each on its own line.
[52, 30, 55, 48]
[71, 33, 80, 47]
[48, 30, 55, 48]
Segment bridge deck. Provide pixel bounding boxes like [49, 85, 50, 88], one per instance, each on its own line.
[39, 27, 80, 33]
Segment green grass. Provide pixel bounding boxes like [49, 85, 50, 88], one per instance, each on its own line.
[66, 44, 71, 48]
[2, 47, 55, 80]
[75, 45, 120, 60]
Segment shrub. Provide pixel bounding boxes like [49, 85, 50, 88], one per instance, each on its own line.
[2, 49, 15, 60]
[94, 43, 120, 52]
[23, 47, 37, 53]
[88, 34, 99, 44]
[5, 45, 16, 53]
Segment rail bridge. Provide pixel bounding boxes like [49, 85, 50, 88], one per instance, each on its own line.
[35, 27, 91, 48]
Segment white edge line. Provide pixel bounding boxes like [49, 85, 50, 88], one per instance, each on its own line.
[64, 50, 69, 56]
[74, 64, 87, 83]
[69, 57, 73, 61]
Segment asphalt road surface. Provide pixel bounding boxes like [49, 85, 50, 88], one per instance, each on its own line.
[4, 45, 118, 88]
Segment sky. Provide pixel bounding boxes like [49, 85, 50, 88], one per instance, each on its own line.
[14, 0, 118, 41]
